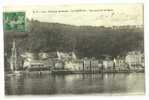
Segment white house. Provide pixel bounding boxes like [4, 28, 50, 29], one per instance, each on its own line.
[125, 51, 144, 69]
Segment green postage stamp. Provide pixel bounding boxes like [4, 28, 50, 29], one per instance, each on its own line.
[3, 12, 25, 32]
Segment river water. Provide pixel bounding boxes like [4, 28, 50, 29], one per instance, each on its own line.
[5, 73, 145, 95]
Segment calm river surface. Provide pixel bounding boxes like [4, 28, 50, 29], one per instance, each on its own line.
[5, 73, 145, 95]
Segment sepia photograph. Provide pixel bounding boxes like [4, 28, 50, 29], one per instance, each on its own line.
[3, 4, 145, 95]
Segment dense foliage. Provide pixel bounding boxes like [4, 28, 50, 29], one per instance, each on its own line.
[4, 20, 144, 59]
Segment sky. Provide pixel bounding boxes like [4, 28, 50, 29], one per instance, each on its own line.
[3, 4, 143, 26]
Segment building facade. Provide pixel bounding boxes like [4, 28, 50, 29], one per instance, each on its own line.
[125, 51, 144, 70]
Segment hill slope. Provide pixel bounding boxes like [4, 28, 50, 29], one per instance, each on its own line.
[4, 20, 144, 58]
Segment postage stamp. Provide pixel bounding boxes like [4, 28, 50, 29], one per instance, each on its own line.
[3, 12, 25, 32]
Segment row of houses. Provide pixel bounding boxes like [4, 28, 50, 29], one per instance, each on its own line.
[9, 49, 144, 72]
[21, 51, 77, 71]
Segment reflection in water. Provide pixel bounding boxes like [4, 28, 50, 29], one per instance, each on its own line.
[5, 73, 145, 95]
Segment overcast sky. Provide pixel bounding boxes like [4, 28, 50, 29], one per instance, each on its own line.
[4, 4, 143, 26]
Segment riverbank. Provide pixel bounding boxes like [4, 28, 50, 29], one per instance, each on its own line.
[5, 69, 144, 75]
[51, 70, 144, 74]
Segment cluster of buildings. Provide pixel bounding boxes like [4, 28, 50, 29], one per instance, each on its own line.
[8, 44, 145, 72]
[21, 51, 77, 71]
[7, 40, 144, 73]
